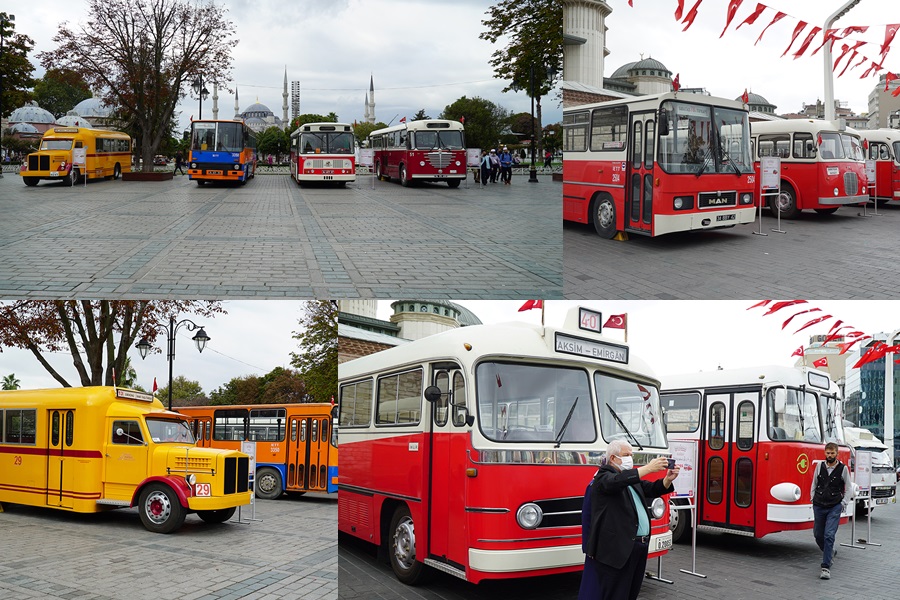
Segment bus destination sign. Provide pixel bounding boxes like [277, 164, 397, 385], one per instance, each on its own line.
[554, 332, 628, 364]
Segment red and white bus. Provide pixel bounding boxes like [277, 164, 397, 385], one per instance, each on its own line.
[369, 119, 466, 188]
[751, 120, 868, 217]
[289, 122, 356, 186]
[338, 306, 672, 585]
[661, 365, 850, 544]
[859, 128, 900, 206]
[563, 92, 757, 239]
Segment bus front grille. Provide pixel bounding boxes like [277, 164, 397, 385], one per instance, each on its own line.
[175, 456, 212, 469]
[426, 151, 453, 169]
[844, 171, 859, 195]
[29, 155, 50, 171]
[223, 456, 250, 494]
[532, 496, 582, 528]
[305, 158, 351, 169]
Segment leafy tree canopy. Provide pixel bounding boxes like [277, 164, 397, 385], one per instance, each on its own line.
[2, 373, 21, 390]
[290, 301, 337, 404]
[32, 69, 92, 119]
[353, 121, 387, 145]
[156, 374, 205, 405]
[0, 13, 36, 116]
[256, 126, 289, 159]
[289, 113, 338, 132]
[412, 109, 430, 121]
[441, 96, 509, 152]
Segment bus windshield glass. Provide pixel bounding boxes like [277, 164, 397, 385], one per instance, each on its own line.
[299, 132, 355, 154]
[658, 101, 753, 174]
[596, 373, 667, 448]
[818, 392, 844, 444]
[893, 142, 900, 163]
[414, 130, 464, 150]
[475, 362, 594, 443]
[146, 418, 195, 444]
[714, 107, 754, 173]
[767, 387, 822, 442]
[192, 122, 245, 153]
[41, 139, 74, 151]
[841, 134, 864, 161]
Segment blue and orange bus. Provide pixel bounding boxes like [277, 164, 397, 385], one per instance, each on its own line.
[188, 119, 257, 185]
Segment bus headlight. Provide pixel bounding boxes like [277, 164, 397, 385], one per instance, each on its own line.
[650, 497, 666, 519]
[191, 162, 197, 169]
[741, 193, 753, 204]
[673, 196, 693, 210]
[234, 164, 241, 170]
[516, 503, 543, 529]
[185, 473, 197, 486]
[455, 161, 461, 166]
[420, 161, 426, 167]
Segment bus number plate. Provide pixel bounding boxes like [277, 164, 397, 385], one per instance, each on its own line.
[207, 170, 222, 175]
[322, 170, 334, 174]
[876, 498, 888, 504]
[716, 214, 735, 222]
[50, 171, 59, 176]
[194, 483, 211, 497]
[655, 536, 672, 551]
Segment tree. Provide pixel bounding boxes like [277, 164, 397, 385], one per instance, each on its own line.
[353, 121, 387, 145]
[542, 123, 561, 155]
[0, 13, 35, 118]
[480, 0, 562, 156]
[32, 69, 92, 119]
[38, 0, 238, 172]
[256, 126, 289, 160]
[441, 96, 508, 151]
[412, 109, 430, 121]
[156, 375, 204, 405]
[289, 113, 337, 131]
[508, 112, 535, 136]
[0, 301, 224, 387]
[260, 367, 307, 404]
[2, 373, 20, 390]
[290, 301, 337, 404]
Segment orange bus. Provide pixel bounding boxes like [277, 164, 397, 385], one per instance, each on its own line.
[0, 387, 251, 533]
[177, 403, 338, 499]
[20, 127, 132, 186]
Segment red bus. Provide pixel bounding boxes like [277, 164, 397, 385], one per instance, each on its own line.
[369, 119, 466, 188]
[338, 306, 672, 585]
[563, 92, 757, 239]
[177, 403, 337, 499]
[751, 120, 868, 217]
[661, 366, 851, 544]
[859, 128, 900, 206]
[289, 122, 356, 186]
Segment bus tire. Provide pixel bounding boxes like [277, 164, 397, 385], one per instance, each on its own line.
[196, 179, 205, 186]
[399, 164, 410, 187]
[255, 467, 283, 500]
[138, 483, 186, 534]
[769, 184, 800, 219]
[197, 507, 236, 524]
[447, 179, 460, 189]
[591, 195, 618, 239]
[814, 207, 839, 215]
[389, 505, 430, 585]
[113, 164, 121, 180]
[376, 162, 386, 181]
[23, 177, 39, 186]
[669, 498, 692, 544]
[64, 168, 80, 186]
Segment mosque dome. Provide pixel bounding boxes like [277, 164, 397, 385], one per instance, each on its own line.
[627, 57, 672, 77]
[241, 102, 275, 118]
[611, 61, 637, 79]
[11, 122, 39, 134]
[55, 114, 88, 127]
[72, 97, 112, 118]
[8, 102, 55, 124]
[735, 91, 777, 114]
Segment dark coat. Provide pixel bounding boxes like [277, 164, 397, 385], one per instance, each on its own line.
[583, 464, 669, 569]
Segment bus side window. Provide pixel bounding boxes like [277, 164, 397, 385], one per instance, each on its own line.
[112, 420, 143, 445]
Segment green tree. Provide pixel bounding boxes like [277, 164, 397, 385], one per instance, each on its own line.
[38, 0, 238, 172]
[2, 373, 20, 390]
[32, 68, 92, 119]
[156, 375, 205, 405]
[260, 367, 307, 404]
[508, 112, 535, 136]
[256, 126, 289, 160]
[290, 300, 337, 404]
[441, 96, 508, 151]
[289, 113, 337, 131]
[412, 109, 430, 121]
[0, 13, 35, 118]
[480, 0, 562, 156]
[119, 354, 138, 388]
[209, 379, 238, 405]
[353, 121, 387, 145]
[542, 122, 561, 155]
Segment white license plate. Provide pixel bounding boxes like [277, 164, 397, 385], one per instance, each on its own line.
[716, 214, 736, 222]
[194, 483, 211, 497]
[655, 537, 673, 551]
[207, 170, 222, 175]
[876, 498, 888, 504]
[50, 171, 59, 176]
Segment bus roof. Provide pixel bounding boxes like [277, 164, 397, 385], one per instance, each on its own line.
[175, 402, 335, 412]
[43, 127, 129, 138]
[660, 365, 837, 394]
[291, 122, 353, 136]
[369, 119, 465, 137]
[750, 119, 858, 136]
[563, 91, 747, 114]
[0, 386, 173, 412]
[858, 128, 899, 143]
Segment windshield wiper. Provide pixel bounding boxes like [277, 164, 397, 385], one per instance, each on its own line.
[694, 147, 712, 177]
[718, 144, 743, 176]
[605, 403, 644, 450]
[554, 397, 579, 448]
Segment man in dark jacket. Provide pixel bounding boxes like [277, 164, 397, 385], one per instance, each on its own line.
[578, 439, 679, 600]
[809, 441, 851, 580]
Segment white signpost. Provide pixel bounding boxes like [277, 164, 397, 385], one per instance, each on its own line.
[668, 440, 705, 578]
[236, 440, 259, 524]
[860, 159, 878, 217]
[757, 156, 785, 235]
[72, 147, 87, 187]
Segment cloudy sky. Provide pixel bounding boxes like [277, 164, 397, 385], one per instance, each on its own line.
[17, 0, 562, 133]
[376, 299, 900, 378]
[0, 301, 312, 394]
[605, 0, 896, 115]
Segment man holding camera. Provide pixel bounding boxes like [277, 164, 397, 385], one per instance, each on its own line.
[579, 440, 679, 600]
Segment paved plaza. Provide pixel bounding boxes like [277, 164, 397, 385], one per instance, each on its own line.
[339, 486, 900, 600]
[0, 171, 561, 299]
[564, 204, 900, 299]
[0, 493, 336, 600]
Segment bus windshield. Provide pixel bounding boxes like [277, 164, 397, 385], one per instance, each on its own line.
[818, 392, 844, 444]
[893, 142, 900, 163]
[414, 130, 464, 150]
[596, 373, 667, 448]
[41, 139, 74, 151]
[299, 132, 355, 154]
[767, 387, 822, 442]
[842, 134, 864, 161]
[658, 101, 753, 174]
[191, 122, 245, 153]
[475, 362, 595, 443]
[146, 418, 195, 444]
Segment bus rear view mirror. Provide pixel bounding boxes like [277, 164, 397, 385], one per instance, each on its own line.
[423, 385, 443, 403]
[658, 108, 669, 136]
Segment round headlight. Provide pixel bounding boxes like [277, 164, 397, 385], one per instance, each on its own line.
[674, 197, 684, 210]
[650, 497, 666, 519]
[185, 473, 197, 486]
[191, 162, 197, 169]
[234, 164, 241, 170]
[420, 161, 426, 167]
[833, 187, 839, 196]
[741, 193, 752, 204]
[516, 503, 543, 529]
[455, 160, 461, 166]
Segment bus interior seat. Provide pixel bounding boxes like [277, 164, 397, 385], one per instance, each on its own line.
[769, 426, 787, 440]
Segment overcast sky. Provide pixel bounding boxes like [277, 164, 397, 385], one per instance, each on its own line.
[376, 300, 900, 378]
[0, 301, 311, 393]
[16, 0, 562, 133]
[604, 0, 896, 115]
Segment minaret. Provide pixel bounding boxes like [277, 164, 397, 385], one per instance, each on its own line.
[364, 92, 370, 124]
[368, 75, 375, 124]
[563, 0, 612, 90]
[234, 86, 240, 119]
[282, 67, 289, 129]
[212, 82, 219, 120]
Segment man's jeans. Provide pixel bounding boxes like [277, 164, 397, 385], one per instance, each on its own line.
[813, 502, 842, 568]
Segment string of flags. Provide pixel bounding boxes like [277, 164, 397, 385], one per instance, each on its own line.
[626, 1, 900, 87]
[747, 300, 899, 369]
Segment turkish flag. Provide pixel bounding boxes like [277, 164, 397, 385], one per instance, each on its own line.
[755, 11, 786, 46]
[880, 24, 900, 57]
[604, 314, 627, 329]
[791, 346, 804, 358]
[518, 300, 543, 312]
[747, 300, 772, 310]
[673, 73, 681, 92]
[781, 307, 820, 330]
[152, 377, 158, 393]
[793, 26, 822, 59]
[782, 21, 808, 57]
[762, 300, 807, 316]
[675, 0, 685, 20]
[719, 0, 745, 38]
[737, 3, 766, 30]
[885, 72, 898, 91]
[681, 0, 704, 32]
[813, 357, 828, 368]
[853, 343, 889, 369]
[399, 116, 407, 123]
[742, 88, 750, 104]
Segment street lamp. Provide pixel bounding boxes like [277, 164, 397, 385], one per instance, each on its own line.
[884, 329, 899, 467]
[528, 63, 539, 183]
[135, 315, 210, 411]
[192, 75, 209, 120]
[0, 13, 15, 179]
[823, 0, 861, 122]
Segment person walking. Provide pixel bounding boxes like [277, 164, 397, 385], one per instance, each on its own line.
[544, 149, 553, 169]
[173, 151, 185, 175]
[489, 149, 500, 183]
[479, 150, 491, 187]
[810, 441, 851, 580]
[578, 440, 679, 600]
[499, 146, 513, 185]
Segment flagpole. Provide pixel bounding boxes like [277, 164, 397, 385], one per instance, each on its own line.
[624, 314, 628, 344]
[541, 301, 545, 327]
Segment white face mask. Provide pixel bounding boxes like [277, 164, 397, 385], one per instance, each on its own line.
[617, 455, 633, 471]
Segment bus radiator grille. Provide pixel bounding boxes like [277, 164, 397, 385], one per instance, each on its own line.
[844, 172, 859, 196]
[426, 152, 453, 169]
[305, 159, 351, 169]
[532, 496, 582, 528]
[175, 456, 212, 469]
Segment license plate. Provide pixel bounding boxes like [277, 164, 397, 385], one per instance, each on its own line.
[194, 483, 211, 497]
[50, 171, 59, 176]
[433, 174, 446, 178]
[322, 170, 334, 174]
[207, 170, 222, 175]
[876, 498, 888, 504]
[655, 536, 673, 551]
[716, 214, 736, 222]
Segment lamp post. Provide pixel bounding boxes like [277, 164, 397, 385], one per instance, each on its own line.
[528, 63, 539, 183]
[0, 13, 15, 179]
[192, 75, 209, 120]
[884, 329, 899, 467]
[135, 316, 210, 411]
[823, 0, 861, 122]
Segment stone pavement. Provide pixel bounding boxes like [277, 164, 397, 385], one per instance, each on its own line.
[564, 205, 900, 299]
[0, 172, 561, 299]
[0, 493, 336, 600]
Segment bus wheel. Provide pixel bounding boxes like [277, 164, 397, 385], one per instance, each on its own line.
[197, 507, 236, 524]
[669, 498, 692, 543]
[255, 467, 283, 500]
[196, 179, 205, 186]
[23, 177, 39, 186]
[389, 505, 429, 585]
[64, 168, 80, 186]
[814, 207, 839, 215]
[138, 483, 186, 534]
[399, 165, 410, 187]
[113, 164, 121, 180]
[591, 196, 618, 239]
[375, 162, 385, 181]
[447, 179, 460, 189]
[769, 184, 800, 219]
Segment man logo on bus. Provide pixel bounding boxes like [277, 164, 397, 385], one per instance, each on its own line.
[797, 453, 810, 474]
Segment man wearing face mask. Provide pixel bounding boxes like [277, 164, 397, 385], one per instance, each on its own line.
[809, 441, 851, 581]
[578, 439, 679, 600]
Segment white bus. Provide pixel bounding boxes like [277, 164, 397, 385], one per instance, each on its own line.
[289, 122, 356, 186]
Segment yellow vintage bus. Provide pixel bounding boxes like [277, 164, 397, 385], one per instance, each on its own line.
[0, 386, 252, 533]
[20, 127, 132, 186]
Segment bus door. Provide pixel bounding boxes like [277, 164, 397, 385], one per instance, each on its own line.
[700, 390, 758, 532]
[103, 418, 150, 501]
[47, 409, 75, 508]
[626, 112, 656, 233]
[427, 364, 468, 569]
[288, 414, 330, 492]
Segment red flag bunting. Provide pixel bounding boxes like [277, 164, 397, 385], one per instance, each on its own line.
[791, 345, 804, 358]
[628, 0, 633, 6]
[827, 320, 844, 333]
[813, 357, 828, 368]
[861, 61, 884, 79]
[737, 3, 766, 30]
[794, 315, 832, 334]
[781, 308, 821, 330]
[811, 28, 840, 56]
[675, 0, 685, 21]
[793, 26, 821, 59]
[839, 336, 870, 355]
[880, 24, 900, 57]
[673, 73, 681, 91]
[747, 300, 772, 310]
[762, 300, 807, 316]
[603, 314, 627, 329]
[682, 0, 704, 32]
[782, 21, 807, 57]
[853, 343, 889, 369]
[888, 73, 900, 91]
[755, 11, 786, 46]
[153, 377, 158, 393]
[840, 26, 869, 37]
[720, 0, 745, 38]
[742, 88, 750, 104]
[837, 43, 866, 77]
[518, 300, 543, 312]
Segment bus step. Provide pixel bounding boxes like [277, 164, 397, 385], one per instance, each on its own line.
[423, 558, 467, 581]
[96, 499, 132, 507]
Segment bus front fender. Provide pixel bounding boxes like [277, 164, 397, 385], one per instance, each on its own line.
[131, 476, 192, 508]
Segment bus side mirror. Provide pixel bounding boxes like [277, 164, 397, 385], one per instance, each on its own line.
[424, 386, 443, 403]
[658, 109, 669, 136]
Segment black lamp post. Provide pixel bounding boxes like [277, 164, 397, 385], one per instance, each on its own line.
[192, 75, 209, 120]
[135, 316, 210, 411]
[0, 13, 15, 179]
[528, 63, 539, 183]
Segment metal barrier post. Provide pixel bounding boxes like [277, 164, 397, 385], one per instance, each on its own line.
[678, 501, 706, 579]
[753, 190, 770, 236]
[840, 497, 867, 550]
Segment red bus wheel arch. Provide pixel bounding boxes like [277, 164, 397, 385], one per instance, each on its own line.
[131, 475, 192, 509]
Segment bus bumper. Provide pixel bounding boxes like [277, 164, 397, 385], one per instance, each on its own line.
[816, 195, 869, 205]
[188, 169, 248, 181]
[653, 208, 755, 236]
[297, 173, 355, 182]
[186, 491, 252, 511]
